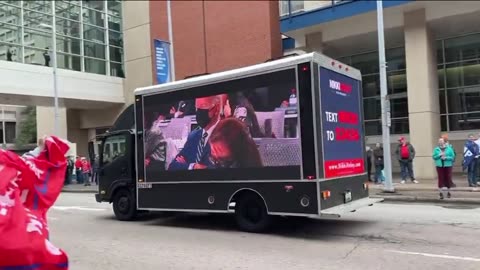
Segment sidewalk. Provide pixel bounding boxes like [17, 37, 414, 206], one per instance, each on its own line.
[370, 174, 480, 205]
[62, 183, 98, 193]
[61, 176, 480, 205]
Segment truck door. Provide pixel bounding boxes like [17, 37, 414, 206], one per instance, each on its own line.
[98, 132, 134, 200]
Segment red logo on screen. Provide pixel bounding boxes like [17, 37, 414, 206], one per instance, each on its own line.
[329, 79, 352, 96]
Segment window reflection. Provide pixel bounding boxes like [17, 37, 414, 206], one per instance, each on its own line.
[0, 1, 123, 77]
[444, 33, 480, 63]
[439, 33, 480, 132]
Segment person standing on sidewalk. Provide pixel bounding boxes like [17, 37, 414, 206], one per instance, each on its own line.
[462, 134, 479, 187]
[366, 146, 373, 182]
[81, 157, 92, 186]
[373, 143, 385, 184]
[474, 132, 480, 184]
[433, 137, 455, 199]
[75, 156, 83, 184]
[395, 137, 418, 184]
[441, 134, 457, 187]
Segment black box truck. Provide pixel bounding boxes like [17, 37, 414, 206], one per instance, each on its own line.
[93, 52, 381, 232]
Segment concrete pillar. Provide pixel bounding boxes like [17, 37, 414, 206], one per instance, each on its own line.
[66, 109, 88, 157]
[36, 106, 68, 140]
[123, 0, 153, 105]
[404, 9, 440, 180]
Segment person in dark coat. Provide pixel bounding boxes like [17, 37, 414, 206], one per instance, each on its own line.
[366, 146, 373, 182]
[373, 143, 385, 184]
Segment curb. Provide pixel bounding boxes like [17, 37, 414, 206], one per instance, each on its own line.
[371, 195, 480, 205]
[61, 189, 97, 194]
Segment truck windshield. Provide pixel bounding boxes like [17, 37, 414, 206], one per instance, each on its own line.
[102, 135, 127, 165]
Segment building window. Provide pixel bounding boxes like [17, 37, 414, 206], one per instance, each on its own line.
[0, 121, 16, 144]
[343, 47, 409, 135]
[0, 0, 124, 77]
[439, 33, 480, 131]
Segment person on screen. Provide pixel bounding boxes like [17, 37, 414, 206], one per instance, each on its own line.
[209, 118, 263, 168]
[229, 92, 264, 138]
[169, 100, 195, 118]
[168, 95, 223, 170]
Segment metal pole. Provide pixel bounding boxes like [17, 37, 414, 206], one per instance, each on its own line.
[2, 107, 6, 149]
[167, 0, 176, 81]
[51, 0, 59, 136]
[377, 0, 394, 192]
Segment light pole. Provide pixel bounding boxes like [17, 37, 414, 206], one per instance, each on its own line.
[167, 0, 176, 81]
[39, 21, 59, 136]
[376, 0, 395, 192]
[1, 107, 6, 149]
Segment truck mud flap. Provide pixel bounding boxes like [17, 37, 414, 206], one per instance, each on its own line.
[319, 197, 383, 218]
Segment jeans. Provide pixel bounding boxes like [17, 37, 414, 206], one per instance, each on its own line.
[375, 165, 385, 182]
[76, 169, 83, 184]
[399, 160, 415, 181]
[467, 161, 477, 186]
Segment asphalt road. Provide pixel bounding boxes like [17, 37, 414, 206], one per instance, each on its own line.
[49, 193, 480, 270]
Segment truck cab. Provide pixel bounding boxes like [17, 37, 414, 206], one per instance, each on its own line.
[92, 105, 138, 220]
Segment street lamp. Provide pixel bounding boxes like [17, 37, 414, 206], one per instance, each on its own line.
[39, 22, 59, 136]
[376, 1, 395, 192]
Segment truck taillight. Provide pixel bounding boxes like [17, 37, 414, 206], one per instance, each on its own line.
[321, 190, 331, 200]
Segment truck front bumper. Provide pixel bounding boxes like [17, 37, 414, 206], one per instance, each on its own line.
[95, 193, 103, 203]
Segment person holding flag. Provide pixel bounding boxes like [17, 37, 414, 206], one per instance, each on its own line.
[462, 134, 479, 187]
[0, 135, 70, 269]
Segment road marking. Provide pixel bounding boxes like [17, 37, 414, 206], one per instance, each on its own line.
[387, 250, 480, 262]
[52, 206, 106, 212]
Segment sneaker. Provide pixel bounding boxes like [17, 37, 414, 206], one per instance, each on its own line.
[400, 180, 406, 184]
[412, 180, 419, 184]
[447, 192, 451, 198]
[439, 192, 444, 200]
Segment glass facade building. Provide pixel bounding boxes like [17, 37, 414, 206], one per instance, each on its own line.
[339, 47, 409, 136]
[338, 32, 480, 136]
[0, 0, 124, 77]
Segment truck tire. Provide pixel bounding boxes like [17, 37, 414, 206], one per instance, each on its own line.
[113, 189, 137, 221]
[234, 192, 271, 233]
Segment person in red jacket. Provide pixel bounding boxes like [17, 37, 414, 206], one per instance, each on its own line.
[395, 137, 418, 184]
[81, 157, 91, 186]
[75, 156, 83, 184]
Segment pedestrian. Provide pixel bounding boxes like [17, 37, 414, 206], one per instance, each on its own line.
[474, 132, 480, 184]
[395, 137, 418, 184]
[64, 156, 74, 185]
[441, 134, 456, 188]
[81, 157, 91, 186]
[366, 146, 373, 182]
[373, 143, 385, 184]
[75, 156, 83, 184]
[93, 155, 100, 185]
[43, 47, 50, 67]
[433, 137, 455, 199]
[462, 134, 479, 187]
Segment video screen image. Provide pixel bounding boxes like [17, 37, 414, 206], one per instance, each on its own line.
[142, 70, 302, 180]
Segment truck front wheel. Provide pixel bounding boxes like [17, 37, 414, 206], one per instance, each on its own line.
[234, 193, 271, 233]
[113, 189, 137, 221]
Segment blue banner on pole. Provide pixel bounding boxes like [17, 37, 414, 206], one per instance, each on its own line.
[154, 39, 171, 84]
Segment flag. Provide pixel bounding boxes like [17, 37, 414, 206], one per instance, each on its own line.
[0, 136, 69, 269]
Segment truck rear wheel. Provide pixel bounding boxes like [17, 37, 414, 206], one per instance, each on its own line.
[113, 189, 137, 221]
[234, 193, 271, 233]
